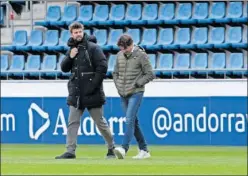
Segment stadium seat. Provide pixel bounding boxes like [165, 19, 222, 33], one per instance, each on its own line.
[58, 54, 71, 77]
[148, 3, 175, 25]
[140, 28, 157, 50]
[1, 55, 9, 77]
[226, 26, 248, 49]
[126, 28, 141, 45]
[105, 29, 123, 50]
[227, 52, 247, 76]
[32, 30, 59, 52]
[197, 27, 225, 49]
[149, 28, 173, 50]
[131, 3, 158, 25]
[35, 6, 61, 27]
[84, 4, 109, 25]
[77, 5, 93, 24]
[173, 53, 190, 76]
[84, 29, 91, 36]
[41, 55, 57, 77]
[164, 27, 190, 50]
[50, 5, 77, 27]
[100, 4, 125, 25]
[191, 52, 208, 76]
[198, 2, 225, 24]
[115, 4, 142, 25]
[176, 2, 194, 24]
[16, 30, 43, 51]
[1, 30, 28, 52]
[227, 2, 247, 23]
[210, 52, 226, 76]
[25, 55, 41, 77]
[157, 53, 173, 77]
[107, 54, 116, 76]
[0, 7, 4, 26]
[148, 54, 156, 69]
[185, 27, 208, 49]
[9, 55, 25, 77]
[193, 2, 209, 24]
[93, 29, 107, 47]
[49, 30, 70, 51]
[60, 30, 70, 50]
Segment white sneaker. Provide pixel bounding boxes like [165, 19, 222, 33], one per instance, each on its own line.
[132, 150, 151, 159]
[113, 147, 126, 159]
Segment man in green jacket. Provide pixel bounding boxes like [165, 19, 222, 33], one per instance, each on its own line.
[113, 34, 155, 159]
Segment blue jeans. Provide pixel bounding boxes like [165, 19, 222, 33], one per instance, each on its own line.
[121, 92, 148, 152]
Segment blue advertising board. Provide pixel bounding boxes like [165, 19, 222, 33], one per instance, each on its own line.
[1, 97, 247, 146]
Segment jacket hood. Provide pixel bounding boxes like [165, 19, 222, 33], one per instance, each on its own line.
[67, 33, 97, 47]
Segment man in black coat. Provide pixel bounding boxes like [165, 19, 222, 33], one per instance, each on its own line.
[55, 22, 115, 159]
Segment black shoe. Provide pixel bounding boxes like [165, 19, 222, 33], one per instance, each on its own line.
[55, 152, 76, 159]
[105, 148, 116, 159]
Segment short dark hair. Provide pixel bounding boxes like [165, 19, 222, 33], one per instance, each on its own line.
[117, 34, 133, 49]
[69, 22, 84, 33]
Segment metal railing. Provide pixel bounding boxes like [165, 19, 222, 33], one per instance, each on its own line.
[1, 68, 247, 80]
[1, 1, 14, 40]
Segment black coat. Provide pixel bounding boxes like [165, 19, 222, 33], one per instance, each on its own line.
[61, 33, 107, 109]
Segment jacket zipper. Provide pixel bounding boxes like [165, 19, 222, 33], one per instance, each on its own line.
[123, 59, 128, 97]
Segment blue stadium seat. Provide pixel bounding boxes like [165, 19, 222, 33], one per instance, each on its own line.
[77, 5, 93, 24]
[154, 3, 175, 25]
[185, 27, 208, 49]
[149, 28, 173, 50]
[191, 53, 208, 76]
[0, 7, 4, 26]
[164, 28, 190, 50]
[9, 55, 25, 77]
[35, 6, 61, 27]
[58, 54, 71, 77]
[126, 28, 141, 45]
[41, 55, 57, 77]
[93, 29, 107, 47]
[84, 4, 109, 25]
[176, 3, 194, 24]
[210, 52, 226, 76]
[157, 53, 173, 77]
[50, 5, 77, 26]
[140, 28, 157, 50]
[131, 3, 158, 25]
[227, 52, 244, 76]
[84, 29, 91, 36]
[192, 2, 209, 24]
[100, 4, 125, 25]
[226, 2, 247, 23]
[115, 4, 142, 25]
[173, 53, 190, 76]
[105, 29, 123, 50]
[227, 26, 248, 49]
[198, 2, 225, 24]
[211, 2, 226, 23]
[60, 30, 70, 50]
[50, 30, 70, 51]
[26, 55, 41, 76]
[1, 55, 9, 77]
[16, 30, 43, 51]
[148, 54, 156, 70]
[1, 30, 28, 52]
[197, 27, 225, 49]
[32, 30, 59, 52]
[107, 54, 116, 76]
[147, 3, 175, 25]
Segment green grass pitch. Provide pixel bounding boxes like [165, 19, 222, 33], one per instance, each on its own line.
[1, 144, 247, 175]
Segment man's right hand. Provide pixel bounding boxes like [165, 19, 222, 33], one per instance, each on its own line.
[70, 48, 78, 58]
